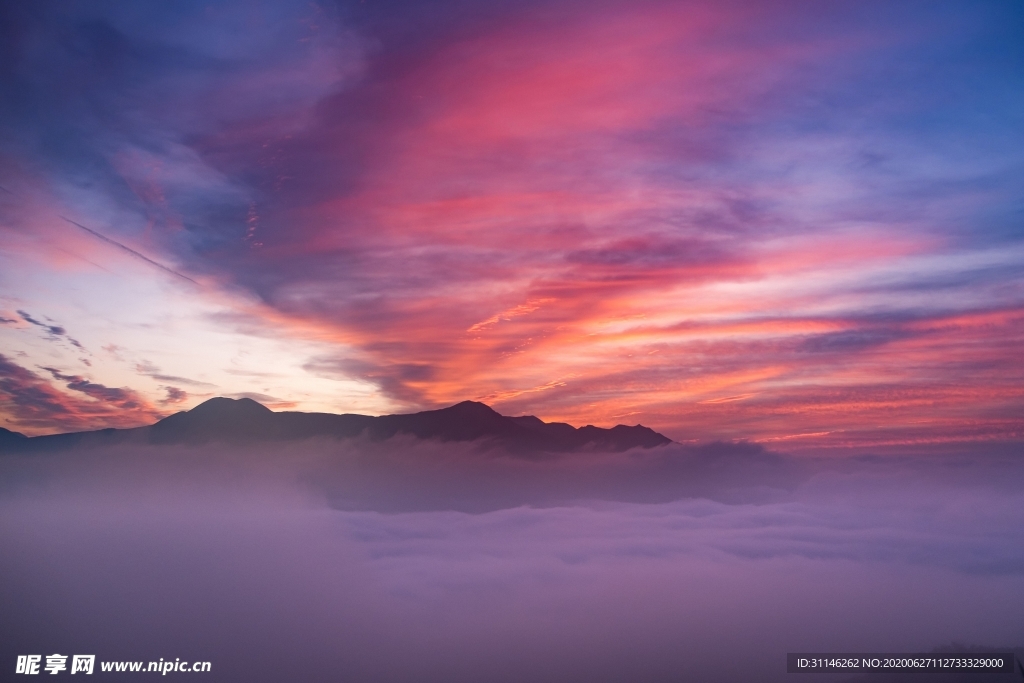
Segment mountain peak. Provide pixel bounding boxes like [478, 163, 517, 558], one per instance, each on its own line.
[439, 400, 502, 416]
[186, 397, 274, 417]
[149, 396, 276, 443]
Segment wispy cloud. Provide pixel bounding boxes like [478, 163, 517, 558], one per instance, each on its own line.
[160, 386, 188, 405]
[41, 367, 152, 412]
[135, 362, 216, 388]
[0, 354, 162, 433]
[16, 310, 85, 350]
[59, 217, 198, 286]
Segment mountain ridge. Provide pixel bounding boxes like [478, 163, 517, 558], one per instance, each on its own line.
[2, 397, 673, 453]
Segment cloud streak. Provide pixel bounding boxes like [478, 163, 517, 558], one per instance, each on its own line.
[59, 217, 198, 286]
[0, 353, 162, 433]
[16, 310, 86, 351]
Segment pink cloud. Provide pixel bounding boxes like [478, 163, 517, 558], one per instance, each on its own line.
[0, 354, 164, 435]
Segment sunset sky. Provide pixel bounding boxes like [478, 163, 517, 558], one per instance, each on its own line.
[1, 0, 1022, 446]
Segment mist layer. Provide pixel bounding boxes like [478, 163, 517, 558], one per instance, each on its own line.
[1, 442, 1021, 681]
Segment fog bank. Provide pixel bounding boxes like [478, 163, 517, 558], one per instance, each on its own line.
[1, 441, 1022, 681]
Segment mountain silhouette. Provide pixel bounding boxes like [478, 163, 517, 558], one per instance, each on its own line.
[0, 426, 27, 449]
[2, 398, 673, 453]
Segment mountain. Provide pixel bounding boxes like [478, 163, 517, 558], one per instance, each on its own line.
[0, 426, 28, 449]
[2, 398, 673, 453]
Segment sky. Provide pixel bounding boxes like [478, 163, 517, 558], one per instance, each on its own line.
[1, 0, 1023, 445]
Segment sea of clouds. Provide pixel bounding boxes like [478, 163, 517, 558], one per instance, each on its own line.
[1, 440, 1022, 682]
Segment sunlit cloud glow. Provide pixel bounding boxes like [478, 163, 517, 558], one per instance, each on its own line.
[1, 0, 1022, 446]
